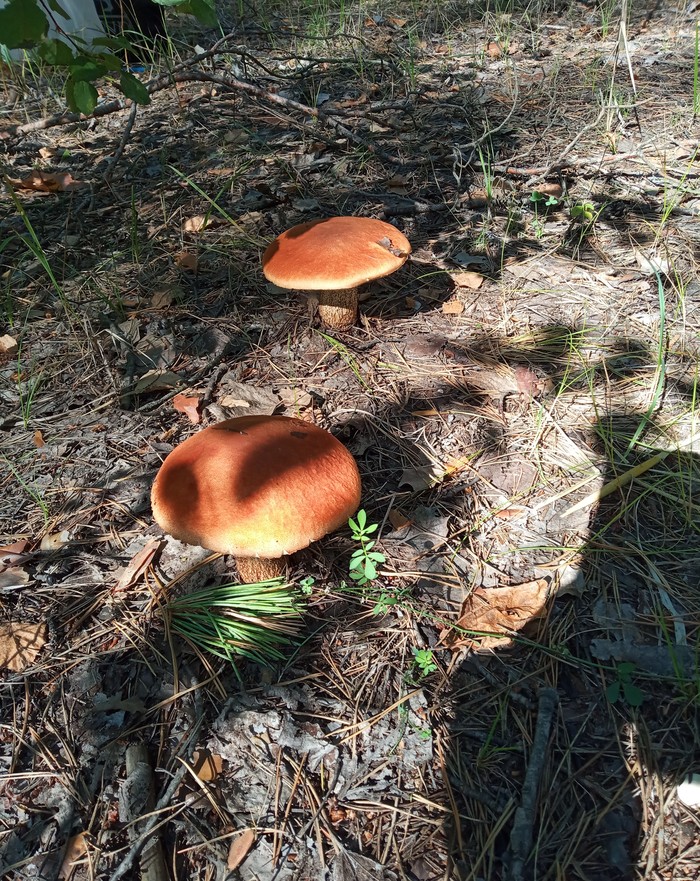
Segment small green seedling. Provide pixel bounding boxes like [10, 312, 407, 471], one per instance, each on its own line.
[606, 662, 644, 707]
[348, 509, 385, 586]
[570, 200, 596, 224]
[299, 576, 315, 596]
[529, 190, 559, 208]
[412, 648, 438, 676]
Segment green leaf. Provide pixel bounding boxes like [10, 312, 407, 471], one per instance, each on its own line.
[348, 556, 364, 571]
[38, 37, 75, 65]
[69, 79, 99, 115]
[120, 71, 150, 105]
[363, 523, 378, 535]
[93, 35, 134, 51]
[356, 509, 367, 529]
[368, 552, 385, 562]
[70, 61, 104, 82]
[622, 682, 644, 707]
[152, 0, 218, 26]
[45, 0, 69, 15]
[348, 517, 359, 533]
[0, 0, 48, 49]
[363, 560, 377, 580]
[617, 661, 636, 678]
[363, 540, 375, 551]
[605, 680, 621, 703]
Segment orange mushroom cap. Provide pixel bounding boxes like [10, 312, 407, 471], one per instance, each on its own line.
[262, 216, 411, 291]
[151, 415, 362, 559]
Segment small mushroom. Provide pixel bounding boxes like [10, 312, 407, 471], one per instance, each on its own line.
[262, 216, 411, 329]
[151, 415, 362, 582]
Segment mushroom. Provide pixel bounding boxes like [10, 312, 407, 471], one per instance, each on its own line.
[151, 415, 362, 583]
[262, 216, 411, 329]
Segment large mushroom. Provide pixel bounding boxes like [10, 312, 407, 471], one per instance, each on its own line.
[262, 216, 411, 329]
[151, 415, 362, 583]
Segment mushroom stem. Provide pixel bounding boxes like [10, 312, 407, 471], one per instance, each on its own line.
[236, 556, 287, 583]
[316, 287, 359, 329]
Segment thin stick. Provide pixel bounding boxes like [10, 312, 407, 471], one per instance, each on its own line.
[506, 688, 558, 881]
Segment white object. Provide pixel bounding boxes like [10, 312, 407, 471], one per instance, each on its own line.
[1, 0, 106, 61]
[677, 774, 700, 807]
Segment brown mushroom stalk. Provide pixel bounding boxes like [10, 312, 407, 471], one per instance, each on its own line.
[151, 415, 362, 585]
[262, 216, 411, 330]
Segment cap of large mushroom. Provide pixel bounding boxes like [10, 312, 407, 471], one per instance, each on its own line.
[262, 216, 411, 329]
[151, 415, 362, 582]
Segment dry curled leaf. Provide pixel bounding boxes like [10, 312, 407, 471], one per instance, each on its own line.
[58, 831, 88, 880]
[173, 393, 202, 424]
[0, 621, 47, 671]
[9, 170, 86, 193]
[0, 334, 18, 354]
[388, 509, 412, 531]
[34, 430, 45, 448]
[174, 251, 198, 271]
[183, 214, 210, 233]
[228, 829, 256, 872]
[442, 298, 465, 315]
[0, 539, 29, 568]
[115, 539, 163, 592]
[443, 579, 550, 650]
[450, 270, 484, 290]
[0, 567, 30, 591]
[192, 748, 223, 782]
[40, 530, 71, 551]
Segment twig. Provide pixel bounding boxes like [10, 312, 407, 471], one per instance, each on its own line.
[525, 107, 606, 186]
[122, 744, 168, 881]
[102, 100, 138, 183]
[506, 687, 558, 881]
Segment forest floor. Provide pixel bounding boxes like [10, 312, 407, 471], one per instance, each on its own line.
[2, 0, 700, 879]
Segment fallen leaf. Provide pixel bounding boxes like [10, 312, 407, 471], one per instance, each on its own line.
[450, 270, 484, 290]
[40, 530, 71, 551]
[0, 334, 18, 354]
[442, 299, 465, 315]
[388, 509, 412, 531]
[218, 383, 279, 417]
[0, 568, 31, 591]
[183, 214, 209, 233]
[399, 464, 443, 491]
[443, 579, 550, 650]
[133, 369, 183, 394]
[34, 430, 45, 448]
[173, 393, 202, 424]
[277, 388, 313, 410]
[9, 170, 86, 193]
[174, 251, 198, 271]
[228, 829, 256, 871]
[534, 182, 563, 199]
[493, 506, 528, 519]
[192, 748, 223, 781]
[634, 249, 669, 276]
[0, 539, 30, 568]
[58, 831, 87, 880]
[115, 539, 162, 592]
[150, 286, 181, 309]
[0, 622, 47, 671]
[486, 41, 502, 58]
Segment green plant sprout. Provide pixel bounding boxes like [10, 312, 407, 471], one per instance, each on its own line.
[569, 200, 596, 224]
[605, 661, 644, 707]
[412, 647, 438, 676]
[348, 509, 385, 585]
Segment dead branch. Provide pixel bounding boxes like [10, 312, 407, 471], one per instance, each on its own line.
[506, 687, 559, 881]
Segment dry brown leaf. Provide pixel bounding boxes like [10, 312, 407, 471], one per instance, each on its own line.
[173, 393, 202, 425]
[450, 270, 484, 290]
[174, 251, 198, 271]
[388, 509, 412, 531]
[0, 334, 18, 354]
[58, 831, 88, 880]
[443, 579, 550, 650]
[399, 464, 443, 491]
[0, 539, 29, 568]
[183, 215, 209, 233]
[442, 299, 465, 315]
[535, 182, 563, 199]
[133, 369, 183, 394]
[115, 539, 162, 592]
[34, 430, 45, 448]
[227, 829, 256, 871]
[0, 621, 47, 671]
[493, 506, 528, 520]
[40, 530, 71, 551]
[192, 748, 223, 781]
[9, 170, 86, 193]
[486, 41, 502, 58]
[0, 567, 30, 591]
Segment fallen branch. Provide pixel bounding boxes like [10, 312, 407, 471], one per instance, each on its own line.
[505, 687, 558, 881]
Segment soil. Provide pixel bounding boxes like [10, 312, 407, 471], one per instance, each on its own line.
[1, 1, 700, 879]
